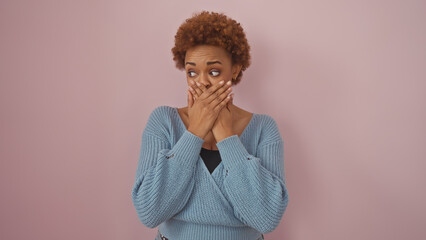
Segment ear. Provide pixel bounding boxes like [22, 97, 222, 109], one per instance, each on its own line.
[231, 64, 242, 80]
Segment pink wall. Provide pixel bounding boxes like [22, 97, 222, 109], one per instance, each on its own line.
[1, 0, 425, 239]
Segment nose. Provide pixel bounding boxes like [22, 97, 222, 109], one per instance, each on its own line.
[198, 72, 212, 88]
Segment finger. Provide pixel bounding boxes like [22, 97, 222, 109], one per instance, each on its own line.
[205, 80, 232, 105]
[199, 79, 229, 102]
[188, 85, 198, 100]
[213, 92, 232, 112]
[195, 81, 207, 93]
[189, 80, 200, 98]
[210, 84, 232, 110]
[229, 92, 234, 105]
[192, 81, 203, 97]
[228, 92, 234, 110]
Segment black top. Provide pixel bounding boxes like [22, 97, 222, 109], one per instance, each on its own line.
[200, 147, 222, 174]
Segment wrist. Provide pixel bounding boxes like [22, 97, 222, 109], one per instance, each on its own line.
[215, 130, 234, 143]
[188, 127, 207, 139]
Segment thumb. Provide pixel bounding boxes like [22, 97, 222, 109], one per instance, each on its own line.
[187, 90, 193, 108]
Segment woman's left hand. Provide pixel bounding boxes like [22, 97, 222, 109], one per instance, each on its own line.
[189, 80, 235, 142]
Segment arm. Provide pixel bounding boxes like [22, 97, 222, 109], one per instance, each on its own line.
[216, 127, 289, 233]
[131, 109, 204, 228]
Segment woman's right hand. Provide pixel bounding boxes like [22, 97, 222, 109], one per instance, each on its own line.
[187, 80, 233, 139]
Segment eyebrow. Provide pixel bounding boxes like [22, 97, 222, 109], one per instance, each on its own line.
[185, 61, 222, 66]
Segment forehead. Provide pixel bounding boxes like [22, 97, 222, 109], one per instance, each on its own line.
[185, 45, 231, 62]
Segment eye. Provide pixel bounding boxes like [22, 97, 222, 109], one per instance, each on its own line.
[210, 70, 220, 77]
[187, 70, 197, 77]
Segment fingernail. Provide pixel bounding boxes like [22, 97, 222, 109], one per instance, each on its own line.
[219, 80, 224, 85]
[190, 80, 195, 85]
[196, 82, 200, 86]
[227, 81, 232, 85]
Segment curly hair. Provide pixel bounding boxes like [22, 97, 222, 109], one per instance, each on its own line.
[171, 11, 251, 85]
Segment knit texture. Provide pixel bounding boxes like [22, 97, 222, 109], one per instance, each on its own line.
[131, 105, 289, 240]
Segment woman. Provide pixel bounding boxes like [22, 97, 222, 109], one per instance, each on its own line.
[131, 11, 289, 240]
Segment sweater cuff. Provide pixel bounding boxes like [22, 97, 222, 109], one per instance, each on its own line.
[216, 134, 251, 170]
[170, 130, 204, 169]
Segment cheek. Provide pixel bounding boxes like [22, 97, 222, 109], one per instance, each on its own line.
[223, 73, 233, 81]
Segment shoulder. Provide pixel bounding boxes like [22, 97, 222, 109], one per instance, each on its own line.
[143, 105, 176, 141]
[255, 113, 283, 146]
[148, 105, 175, 120]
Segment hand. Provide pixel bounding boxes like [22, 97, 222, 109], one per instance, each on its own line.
[189, 79, 234, 142]
[211, 90, 234, 142]
[187, 79, 233, 139]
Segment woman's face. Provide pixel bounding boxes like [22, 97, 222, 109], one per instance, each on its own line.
[184, 44, 241, 89]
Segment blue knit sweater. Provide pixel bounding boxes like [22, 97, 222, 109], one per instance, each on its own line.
[131, 106, 289, 240]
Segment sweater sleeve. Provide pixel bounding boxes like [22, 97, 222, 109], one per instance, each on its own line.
[131, 108, 205, 228]
[215, 122, 289, 234]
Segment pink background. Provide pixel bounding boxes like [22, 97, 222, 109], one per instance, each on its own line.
[1, 0, 425, 239]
